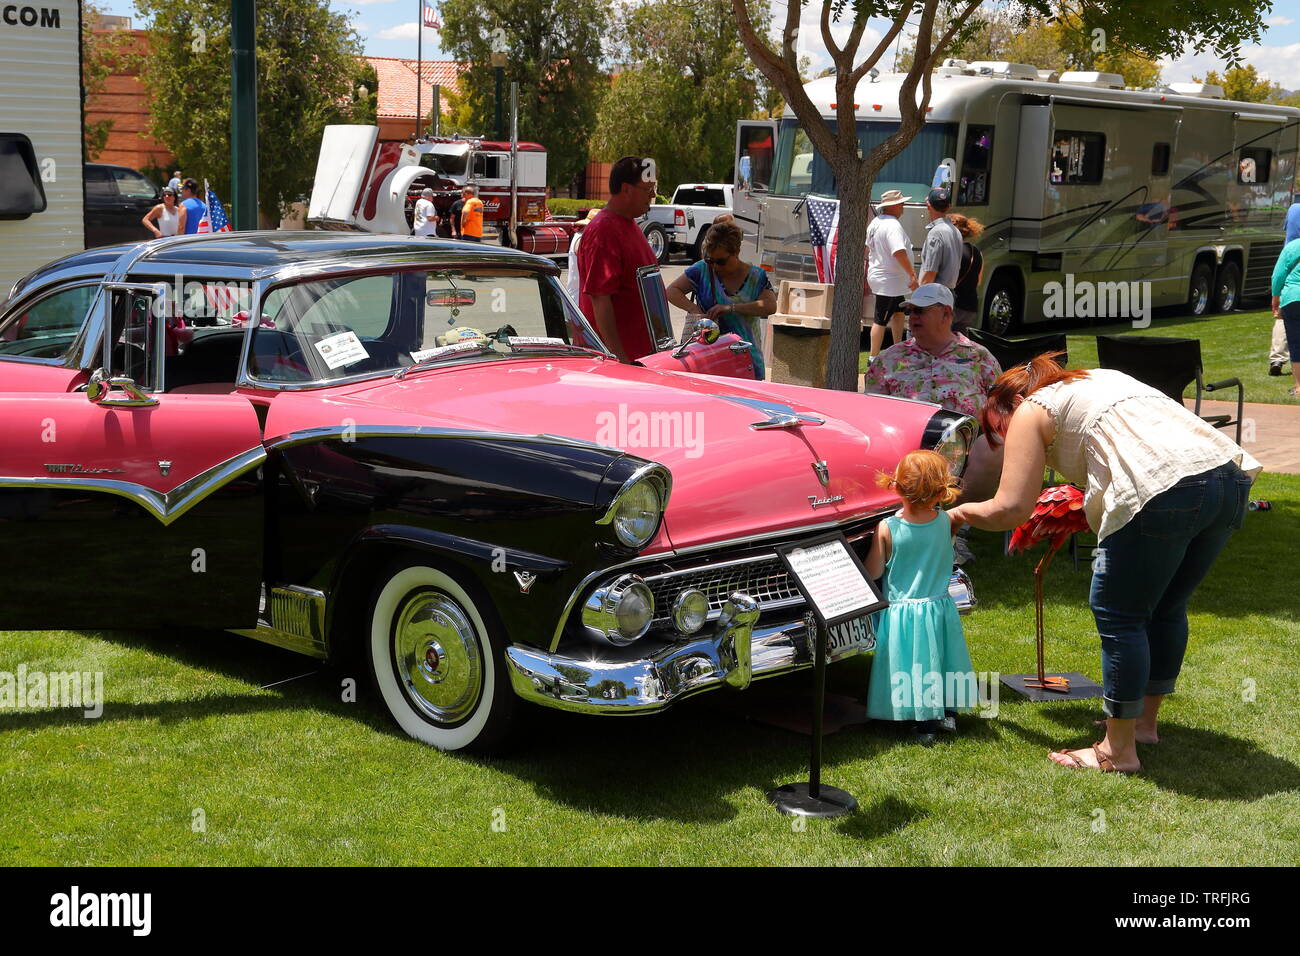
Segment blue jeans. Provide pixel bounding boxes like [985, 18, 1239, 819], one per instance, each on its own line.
[1089, 462, 1253, 718]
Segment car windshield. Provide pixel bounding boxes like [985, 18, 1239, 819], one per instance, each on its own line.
[247, 267, 604, 384]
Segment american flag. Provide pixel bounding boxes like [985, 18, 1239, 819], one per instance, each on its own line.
[196, 180, 232, 234]
[422, 2, 442, 28]
[807, 196, 840, 283]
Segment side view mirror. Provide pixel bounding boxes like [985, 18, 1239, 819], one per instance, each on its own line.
[86, 367, 158, 408]
[672, 316, 720, 358]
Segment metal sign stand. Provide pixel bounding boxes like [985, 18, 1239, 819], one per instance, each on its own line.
[767, 609, 858, 818]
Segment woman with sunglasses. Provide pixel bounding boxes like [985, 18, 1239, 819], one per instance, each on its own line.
[666, 221, 775, 379]
[142, 187, 186, 239]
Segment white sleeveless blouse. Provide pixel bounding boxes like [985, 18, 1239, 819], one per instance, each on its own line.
[157, 205, 180, 236]
[1025, 369, 1261, 541]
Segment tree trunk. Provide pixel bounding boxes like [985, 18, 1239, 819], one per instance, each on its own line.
[826, 167, 870, 392]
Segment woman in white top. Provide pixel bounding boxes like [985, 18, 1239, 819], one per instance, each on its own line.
[950, 354, 1260, 773]
[142, 187, 186, 238]
[565, 210, 596, 302]
[412, 188, 439, 237]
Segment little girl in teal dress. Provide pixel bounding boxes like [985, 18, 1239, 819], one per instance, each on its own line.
[865, 450, 976, 742]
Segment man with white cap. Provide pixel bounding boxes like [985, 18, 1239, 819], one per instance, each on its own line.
[412, 187, 439, 237]
[865, 188, 918, 360]
[864, 282, 1004, 511]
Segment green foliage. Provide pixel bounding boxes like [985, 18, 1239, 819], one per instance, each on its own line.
[438, 0, 608, 189]
[1195, 65, 1278, 103]
[131, 0, 372, 218]
[546, 197, 605, 216]
[590, 0, 771, 190]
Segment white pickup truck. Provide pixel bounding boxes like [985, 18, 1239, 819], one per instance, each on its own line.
[639, 183, 733, 264]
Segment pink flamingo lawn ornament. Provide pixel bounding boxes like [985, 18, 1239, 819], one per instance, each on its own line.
[1008, 485, 1090, 692]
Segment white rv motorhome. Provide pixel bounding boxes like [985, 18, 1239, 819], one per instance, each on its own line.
[735, 62, 1300, 333]
[1, 0, 84, 298]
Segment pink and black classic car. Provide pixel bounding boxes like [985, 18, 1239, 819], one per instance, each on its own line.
[0, 233, 975, 751]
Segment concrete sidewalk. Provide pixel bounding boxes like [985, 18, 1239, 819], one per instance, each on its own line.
[1200, 399, 1300, 475]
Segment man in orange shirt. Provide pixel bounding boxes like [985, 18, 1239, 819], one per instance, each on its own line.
[460, 185, 484, 242]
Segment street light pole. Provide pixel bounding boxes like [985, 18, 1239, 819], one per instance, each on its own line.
[230, 0, 258, 230]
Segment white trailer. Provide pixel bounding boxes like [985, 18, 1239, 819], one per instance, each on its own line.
[735, 62, 1300, 333]
[0, 0, 84, 297]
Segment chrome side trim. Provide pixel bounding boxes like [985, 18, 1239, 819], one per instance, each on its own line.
[230, 585, 329, 658]
[265, 424, 624, 455]
[0, 446, 266, 526]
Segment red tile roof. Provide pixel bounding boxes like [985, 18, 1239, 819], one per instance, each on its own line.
[364, 56, 465, 120]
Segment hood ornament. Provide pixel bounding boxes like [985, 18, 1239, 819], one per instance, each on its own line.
[812, 459, 830, 487]
[711, 394, 825, 430]
[514, 570, 537, 594]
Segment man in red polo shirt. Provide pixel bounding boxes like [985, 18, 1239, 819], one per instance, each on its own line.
[577, 156, 660, 362]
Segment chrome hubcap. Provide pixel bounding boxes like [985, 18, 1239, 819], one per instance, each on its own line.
[988, 291, 1013, 334]
[1193, 281, 1209, 314]
[647, 230, 664, 257]
[393, 590, 483, 724]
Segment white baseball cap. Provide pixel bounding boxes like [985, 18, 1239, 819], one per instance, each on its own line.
[901, 283, 954, 309]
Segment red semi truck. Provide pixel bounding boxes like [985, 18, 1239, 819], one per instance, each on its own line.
[307, 125, 578, 256]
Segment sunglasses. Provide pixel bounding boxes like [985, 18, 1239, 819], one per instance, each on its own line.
[706, 256, 731, 266]
[901, 305, 931, 316]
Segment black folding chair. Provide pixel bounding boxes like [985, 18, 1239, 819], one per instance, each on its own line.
[1094, 335, 1243, 444]
[966, 328, 1068, 371]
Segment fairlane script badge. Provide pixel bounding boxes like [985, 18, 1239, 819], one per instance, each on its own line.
[45, 464, 125, 474]
[807, 494, 845, 509]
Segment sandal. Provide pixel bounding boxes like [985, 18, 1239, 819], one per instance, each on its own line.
[1050, 742, 1138, 774]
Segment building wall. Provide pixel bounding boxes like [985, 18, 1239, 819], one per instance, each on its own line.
[84, 29, 174, 174]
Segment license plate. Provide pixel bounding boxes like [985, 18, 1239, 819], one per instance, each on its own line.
[825, 614, 875, 657]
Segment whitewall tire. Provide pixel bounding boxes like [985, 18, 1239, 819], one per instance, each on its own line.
[367, 564, 515, 752]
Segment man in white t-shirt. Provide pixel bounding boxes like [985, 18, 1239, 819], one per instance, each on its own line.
[412, 188, 439, 237]
[866, 189, 918, 359]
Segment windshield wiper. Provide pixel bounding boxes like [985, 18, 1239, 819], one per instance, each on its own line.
[504, 337, 608, 359]
[393, 341, 497, 379]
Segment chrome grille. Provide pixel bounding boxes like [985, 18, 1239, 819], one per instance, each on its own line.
[644, 554, 803, 624]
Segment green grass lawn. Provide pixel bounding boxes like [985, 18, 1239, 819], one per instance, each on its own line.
[3, 476, 1297, 866]
[861, 305, 1299, 407]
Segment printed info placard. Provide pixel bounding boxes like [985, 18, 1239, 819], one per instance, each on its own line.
[777, 534, 887, 628]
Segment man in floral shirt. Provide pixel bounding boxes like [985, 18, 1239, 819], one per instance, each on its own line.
[863, 284, 1001, 418]
[864, 283, 1003, 506]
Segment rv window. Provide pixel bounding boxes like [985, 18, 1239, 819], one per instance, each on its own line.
[1151, 143, 1171, 177]
[959, 126, 993, 205]
[737, 124, 774, 191]
[1050, 131, 1104, 186]
[772, 120, 815, 197]
[0, 133, 47, 219]
[1238, 148, 1271, 184]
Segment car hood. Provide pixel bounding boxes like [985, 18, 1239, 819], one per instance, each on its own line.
[265, 357, 940, 550]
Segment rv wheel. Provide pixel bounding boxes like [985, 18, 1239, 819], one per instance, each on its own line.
[982, 275, 1021, 336]
[1188, 262, 1214, 317]
[1213, 262, 1241, 314]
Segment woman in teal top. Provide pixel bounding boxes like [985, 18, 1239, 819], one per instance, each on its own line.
[666, 220, 776, 379]
[865, 450, 975, 743]
[1271, 237, 1300, 396]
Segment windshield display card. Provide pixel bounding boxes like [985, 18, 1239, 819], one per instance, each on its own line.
[314, 331, 370, 369]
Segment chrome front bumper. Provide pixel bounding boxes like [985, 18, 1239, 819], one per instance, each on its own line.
[505, 568, 976, 715]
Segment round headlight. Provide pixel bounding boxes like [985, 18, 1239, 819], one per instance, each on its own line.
[924, 413, 976, 477]
[672, 589, 709, 636]
[610, 478, 663, 548]
[582, 574, 655, 646]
